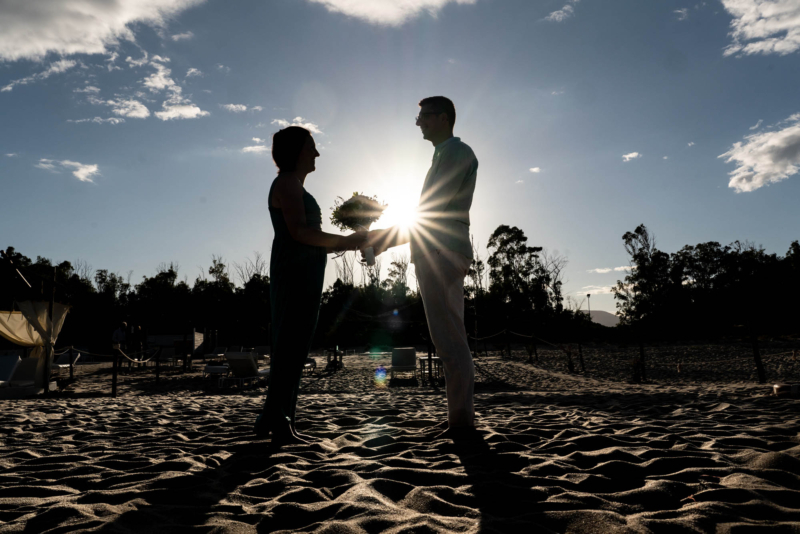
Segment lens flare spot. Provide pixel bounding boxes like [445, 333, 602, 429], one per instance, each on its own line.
[374, 366, 388, 388]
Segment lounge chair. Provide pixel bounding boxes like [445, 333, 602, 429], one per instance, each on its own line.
[226, 346, 242, 353]
[204, 346, 227, 361]
[0, 355, 21, 387]
[390, 347, 417, 379]
[223, 352, 269, 388]
[253, 345, 270, 363]
[54, 351, 81, 372]
[9, 357, 39, 387]
[304, 357, 316, 375]
[202, 363, 229, 384]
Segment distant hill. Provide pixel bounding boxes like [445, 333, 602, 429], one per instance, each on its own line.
[584, 310, 620, 327]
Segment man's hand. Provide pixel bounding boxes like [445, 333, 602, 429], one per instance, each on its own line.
[359, 229, 387, 262]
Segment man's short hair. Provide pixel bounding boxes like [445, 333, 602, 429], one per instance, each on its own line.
[419, 96, 456, 129]
[272, 126, 311, 172]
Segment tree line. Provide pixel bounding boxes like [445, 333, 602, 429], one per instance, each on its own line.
[2, 223, 796, 353]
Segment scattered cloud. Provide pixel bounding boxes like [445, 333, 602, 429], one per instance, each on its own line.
[2, 59, 78, 92]
[171, 31, 194, 41]
[74, 85, 101, 94]
[622, 152, 641, 162]
[663, 156, 669, 159]
[109, 98, 150, 118]
[126, 53, 150, 68]
[515, 180, 524, 184]
[67, 117, 125, 125]
[722, 0, 800, 56]
[252, 137, 265, 143]
[61, 160, 100, 182]
[0, 0, 206, 62]
[545, 0, 580, 22]
[242, 145, 270, 154]
[529, 167, 542, 173]
[551, 90, 564, 95]
[719, 112, 800, 193]
[581, 285, 614, 295]
[143, 61, 176, 92]
[216, 64, 230, 72]
[750, 119, 763, 130]
[221, 104, 248, 113]
[304, 0, 478, 26]
[271, 117, 323, 135]
[587, 266, 628, 274]
[105, 52, 121, 72]
[688, 141, 695, 146]
[251, 106, 263, 112]
[674, 8, 689, 21]
[154, 98, 210, 120]
[34, 158, 99, 182]
[186, 68, 202, 77]
[6, 153, 17, 157]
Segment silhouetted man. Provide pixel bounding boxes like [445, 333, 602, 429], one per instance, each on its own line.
[365, 96, 478, 439]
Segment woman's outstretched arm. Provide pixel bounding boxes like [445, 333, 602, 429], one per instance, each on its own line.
[273, 175, 366, 251]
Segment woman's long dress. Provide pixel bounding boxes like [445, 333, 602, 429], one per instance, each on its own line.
[257, 178, 327, 432]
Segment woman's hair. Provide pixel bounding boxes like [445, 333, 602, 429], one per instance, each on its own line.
[272, 126, 311, 172]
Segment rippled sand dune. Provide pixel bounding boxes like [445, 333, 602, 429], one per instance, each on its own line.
[0, 352, 798, 533]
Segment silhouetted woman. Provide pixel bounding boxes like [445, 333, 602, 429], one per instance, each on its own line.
[255, 126, 365, 445]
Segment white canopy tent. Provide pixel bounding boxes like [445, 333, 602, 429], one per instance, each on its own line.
[0, 301, 70, 388]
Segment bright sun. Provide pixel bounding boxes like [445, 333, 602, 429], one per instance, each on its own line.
[380, 201, 418, 231]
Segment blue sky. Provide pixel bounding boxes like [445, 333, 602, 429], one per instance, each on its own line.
[2, 0, 799, 313]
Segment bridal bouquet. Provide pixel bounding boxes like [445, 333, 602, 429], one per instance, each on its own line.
[330, 193, 387, 265]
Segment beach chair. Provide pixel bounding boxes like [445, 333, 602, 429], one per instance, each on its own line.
[390, 347, 417, 379]
[253, 345, 270, 363]
[0, 355, 21, 387]
[204, 346, 227, 362]
[304, 357, 316, 375]
[226, 346, 242, 353]
[202, 363, 229, 385]
[223, 352, 269, 388]
[9, 358, 39, 387]
[54, 351, 81, 372]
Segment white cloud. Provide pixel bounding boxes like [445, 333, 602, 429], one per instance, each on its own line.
[674, 8, 689, 20]
[105, 52, 121, 72]
[251, 105, 263, 112]
[171, 31, 194, 41]
[750, 119, 763, 130]
[68, 117, 125, 124]
[110, 98, 150, 118]
[5, 153, 17, 157]
[143, 62, 177, 92]
[305, 0, 477, 25]
[221, 103, 248, 113]
[74, 85, 101, 94]
[545, 0, 579, 22]
[622, 152, 641, 162]
[61, 160, 99, 182]
[515, 180, 524, 184]
[581, 285, 614, 295]
[216, 64, 230, 72]
[2, 59, 78, 92]
[35, 159, 58, 172]
[271, 117, 323, 135]
[663, 156, 669, 159]
[551, 90, 564, 95]
[588, 266, 629, 273]
[34, 158, 98, 182]
[154, 98, 210, 120]
[529, 167, 541, 173]
[722, 0, 800, 56]
[186, 68, 202, 77]
[242, 145, 270, 154]
[719, 112, 800, 193]
[126, 53, 150, 68]
[0, 0, 206, 62]
[252, 137, 265, 143]
[688, 141, 695, 146]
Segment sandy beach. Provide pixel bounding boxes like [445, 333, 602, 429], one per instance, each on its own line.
[1, 347, 799, 533]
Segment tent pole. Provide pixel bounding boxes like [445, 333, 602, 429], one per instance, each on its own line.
[43, 267, 55, 394]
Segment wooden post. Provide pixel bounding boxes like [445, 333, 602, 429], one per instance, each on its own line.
[155, 347, 161, 385]
[638, 341, 647, 382]
[427, 337, 433, 384]
[751, 327, 766, 384]
[578, 342, 586, 373]
[111, 350, 119, 398]
[69, 346, 74, 380]
[43, 266, 56, 394]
